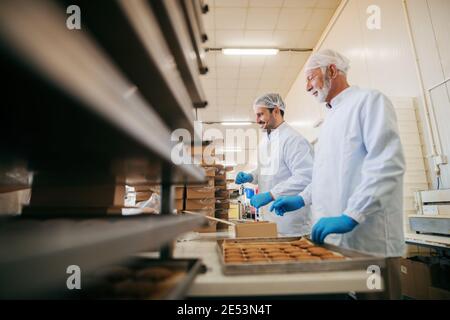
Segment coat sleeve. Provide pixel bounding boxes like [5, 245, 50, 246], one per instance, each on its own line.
[270, 135, 314, 199]
[299, 183, 313, 206]
[344, 92, 405, 223]
[250, 167, 259, 184]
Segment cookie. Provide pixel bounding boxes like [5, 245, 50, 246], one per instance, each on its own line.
[307, 247, 331, 256]
[290, 239, 313, 247]
[224, 248, 241, 253]
[264, 248, 283, 253]
[225, 250, 243, 254]
[289, 252, 311, 258]
[225, 255, 244, 260]
[267, 252, 288, 258]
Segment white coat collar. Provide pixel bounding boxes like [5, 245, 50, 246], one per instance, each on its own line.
[265, 121, 287, 139]
[327, 86, 358, 110]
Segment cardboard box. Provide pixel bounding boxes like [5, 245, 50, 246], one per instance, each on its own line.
[175, 187, 185, 200]
[400, 258, 426, 299]
[215, 210, 229, 220]
[214, 179, 226, 186]
[215, 210, 229, 230]
[215, 184, 227, 190]
[228, 203, 239, 219]
[215, 189, 229, 199]
[186, 186, 215, 199]
[182, 208, 214, 217]
[136, 191, 152, 202]
[215, 169, 226, 177]
[215, 200, 230, 209]
[191, 145, 215, 156]
[203, 166, 216, 177]
[132, 185, 152, 192]
[400, 257, 450, 299]
[428, 286, 450, 300]
[175, 199, 184, 210]
[231, 221, 278, 238]
[176, 198, 215, 210]
[192, 151, 216, 166]
[188, 176, 214, 187]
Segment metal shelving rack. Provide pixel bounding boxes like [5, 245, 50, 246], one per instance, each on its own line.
[0, 0, 210, 298]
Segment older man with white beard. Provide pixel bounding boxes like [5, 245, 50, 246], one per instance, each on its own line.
[271, 49, 405, 257]
[270, 49, 406, 298]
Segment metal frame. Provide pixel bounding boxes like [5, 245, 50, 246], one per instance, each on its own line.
[0, 214, 205, 298]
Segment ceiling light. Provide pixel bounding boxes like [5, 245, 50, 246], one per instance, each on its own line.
[220, 122, 252, 126]
[222, 48, 279, 56]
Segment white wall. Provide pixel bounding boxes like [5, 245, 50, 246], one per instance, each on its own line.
[405, 0, 450, 189]
[285, 0, 421, 132]
[285, 0, 450, 190]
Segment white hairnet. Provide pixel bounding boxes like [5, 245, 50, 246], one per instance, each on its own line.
[305, 49, 350, 74]
[253, 93, 286, 111]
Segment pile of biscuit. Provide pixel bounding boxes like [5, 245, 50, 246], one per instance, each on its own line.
[83, 265, 185, 299]
[223, 238, 346, 264]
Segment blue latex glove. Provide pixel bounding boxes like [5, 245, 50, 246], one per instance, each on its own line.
[250, 192, 274, 209]
[235, 172, 253, 184]
[311, 214, 358, 244]
[269, 195, 305, 216]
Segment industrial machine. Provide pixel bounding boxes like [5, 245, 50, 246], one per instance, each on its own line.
[410, 189, 450, 236]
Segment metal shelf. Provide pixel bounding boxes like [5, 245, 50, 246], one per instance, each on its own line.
[0, 0, 210, 299]
[0, 214, 206, 298]
[405, 232, 450, 250]
[70, 0, 200, 133]
[180, 0, 209, 75]
[0, 0, 205, 182]
[151, 0, 208, 108]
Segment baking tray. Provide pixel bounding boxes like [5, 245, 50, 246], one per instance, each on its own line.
[217, 237, 386, 275]
[75, 258, 205, 300]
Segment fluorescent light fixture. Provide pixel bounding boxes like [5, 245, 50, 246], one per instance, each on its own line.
[222, 48, 279, 56]
[220, 122, 252, 126]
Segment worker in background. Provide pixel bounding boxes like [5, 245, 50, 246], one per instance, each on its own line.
[270, 49, 406, 259]
[235, 93, 314, 236]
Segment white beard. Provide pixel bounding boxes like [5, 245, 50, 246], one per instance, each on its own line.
[312, 75, 331, 103]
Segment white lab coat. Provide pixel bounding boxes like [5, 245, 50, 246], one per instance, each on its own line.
[300, 86, 405, 257]
[253, 122, 314, 236]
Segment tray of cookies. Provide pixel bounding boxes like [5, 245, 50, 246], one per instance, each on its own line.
[217, 237, 385, 275]
[75, 258, 205, 299]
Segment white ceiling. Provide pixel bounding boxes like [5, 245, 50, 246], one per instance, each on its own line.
[197, 0, 340, 122]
